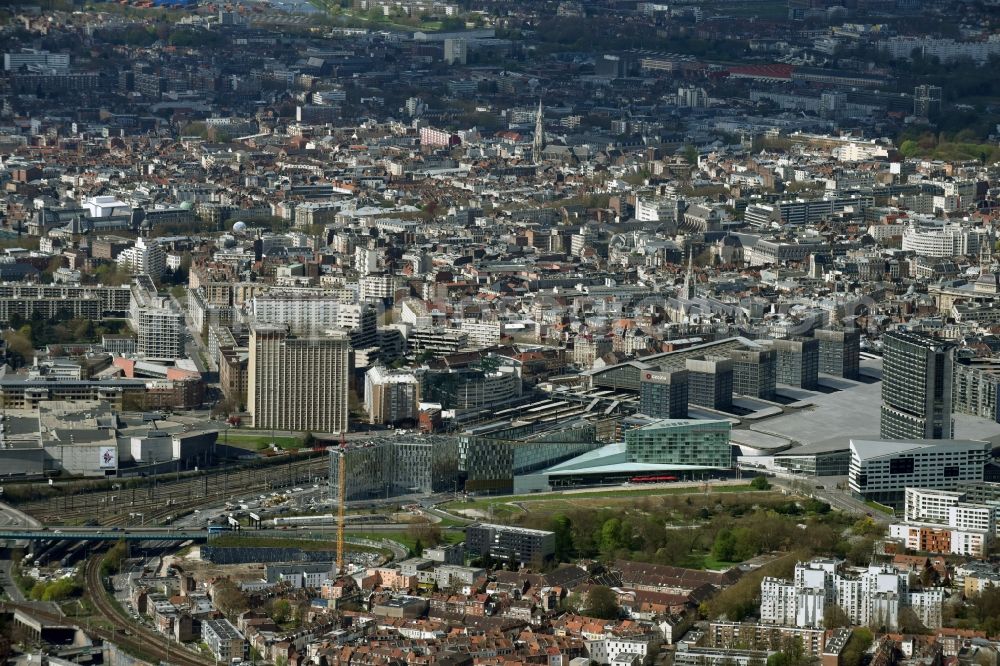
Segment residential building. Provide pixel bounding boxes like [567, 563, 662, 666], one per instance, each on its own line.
[365, 366, 420, 425]
[202, 618, 248, 664]
[129, 277, 184, 361]
[117, 237, 167, 280]
[887, 487, 999, 557]
[248, 325, 350, 433]
[952, 358, 1000, 423]
[420, 127, 460, 147]
[677, 86, 707, 108]
[901, 222, 988, 257]
[219, 348, 249, 410]
[443, 38, 467, 65]
[708, 622, 829, 658]
[889, 522, 992, 558]
[465, 523, 556, 567]
[760, 558, 943, 630]
[251, 291, 361, 335]
[4, 49, 70, 72]
[913, 84, 942, 117]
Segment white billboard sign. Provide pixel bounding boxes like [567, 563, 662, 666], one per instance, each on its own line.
[99, 446, 118, 469]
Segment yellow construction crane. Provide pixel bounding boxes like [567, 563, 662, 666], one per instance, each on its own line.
[336, 434, 346, 574]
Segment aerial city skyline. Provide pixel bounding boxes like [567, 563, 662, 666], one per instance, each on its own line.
[1, 0, 1000, 664]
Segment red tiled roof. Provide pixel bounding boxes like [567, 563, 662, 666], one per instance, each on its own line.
[727, 64, 796, 80]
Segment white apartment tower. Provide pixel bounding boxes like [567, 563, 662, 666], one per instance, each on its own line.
[364, 365, 420, 425]
[117, 237, 167, 280]
[129, 276, 184, 361]
[760, 558, 943, 631]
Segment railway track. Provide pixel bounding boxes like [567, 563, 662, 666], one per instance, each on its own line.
[3, 558, 211, 666]
[18, 456, 330, 526]
[82, 555, 214, 666]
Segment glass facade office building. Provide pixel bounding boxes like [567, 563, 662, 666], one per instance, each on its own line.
[639, 369, 689, 418]
[880, 330, 953, 440]
[625, 419, 732, 467]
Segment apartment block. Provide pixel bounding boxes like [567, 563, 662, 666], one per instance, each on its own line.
[365, 366, 420, 425]
[129, 276, 184, 361]
[202, 618, 248, 664]
[465, 523, 556, 567]
[248, 325, 350, 433]
[760, 558, 943, 630]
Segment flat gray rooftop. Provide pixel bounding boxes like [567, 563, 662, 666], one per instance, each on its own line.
[746, 358, 1000, 451]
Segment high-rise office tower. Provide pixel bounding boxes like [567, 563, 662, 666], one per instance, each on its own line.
[731, 348, 777, 399]
[248, 325, 350, 433]
[533, 99, 545, 157]
[129, 275, 184, 361]
[774, 338, 819, 389]
[365, 365, 420, 425]
[639, 369, 688, 418]
[815, 328, 860, 379]
[880, 330, 953, 440]
[685, 357, 733, 410]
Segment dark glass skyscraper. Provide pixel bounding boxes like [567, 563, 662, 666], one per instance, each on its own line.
[880, 330, 953, 440]
[639, 369, 689, 418]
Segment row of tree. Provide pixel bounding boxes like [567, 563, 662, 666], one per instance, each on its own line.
[515, 493, 853, 571]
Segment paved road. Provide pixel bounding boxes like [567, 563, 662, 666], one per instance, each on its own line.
[0, 558, 24, 602]
[0, 501, 44, 603]
[170, 291, 217, 374]
[0, 502, 42, 529]
[771, 478, 893, 523]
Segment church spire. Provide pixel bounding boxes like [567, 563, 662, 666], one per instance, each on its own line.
[533, 99, 545, 159]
